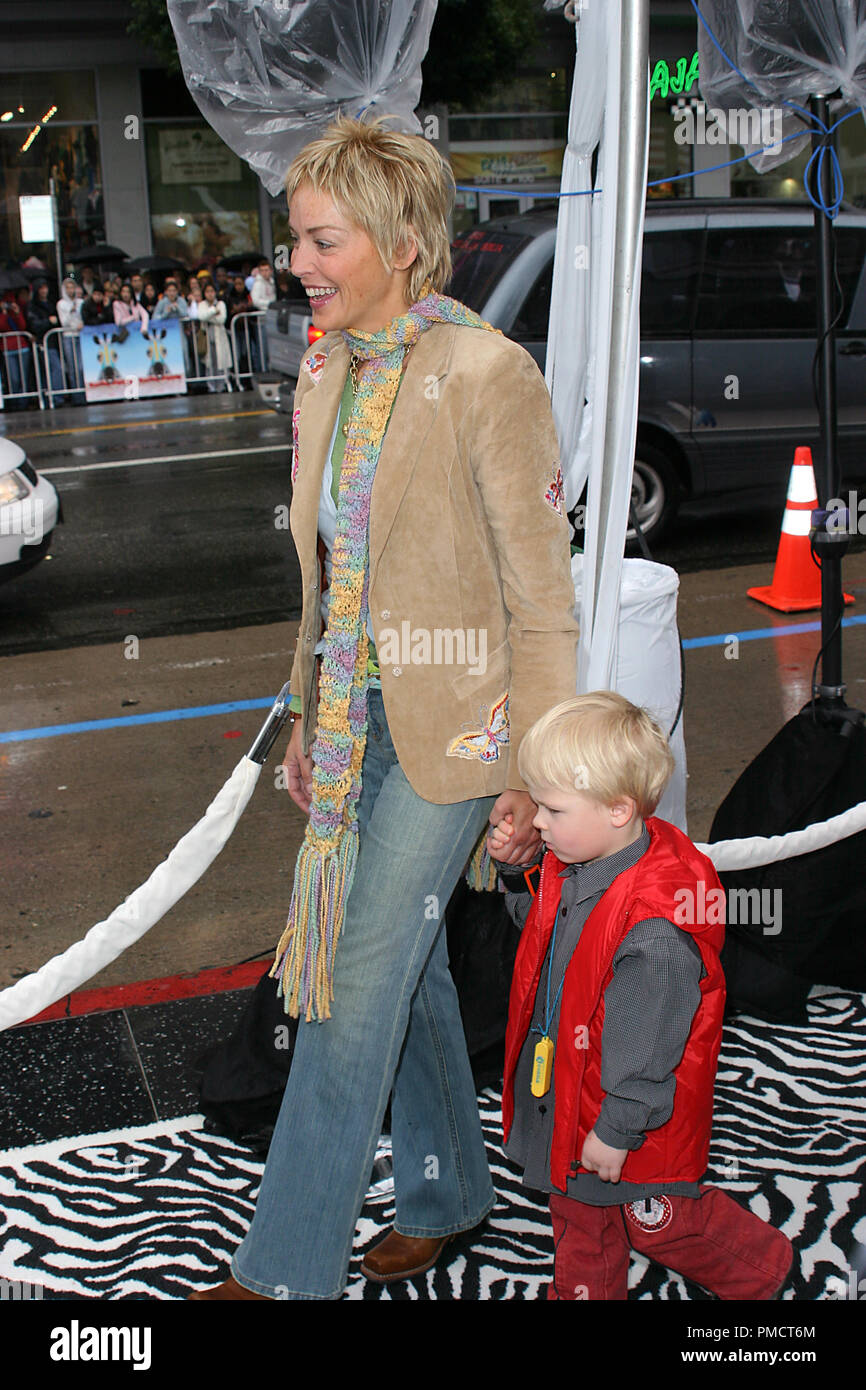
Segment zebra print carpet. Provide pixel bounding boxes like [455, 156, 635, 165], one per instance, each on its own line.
[0, 985, 863, 1300]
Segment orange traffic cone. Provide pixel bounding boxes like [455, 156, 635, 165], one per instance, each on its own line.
[748, 446, 854, 613]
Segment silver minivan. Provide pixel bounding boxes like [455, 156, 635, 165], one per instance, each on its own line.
[449, 199, 866, 542]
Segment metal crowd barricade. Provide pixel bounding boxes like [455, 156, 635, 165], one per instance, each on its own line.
[1, 331, 45, 410]
[41, 319, 235, 400]
[229, 310, 267, 389]
[41, 326, 85, 408]
[182, 317, 235, 392]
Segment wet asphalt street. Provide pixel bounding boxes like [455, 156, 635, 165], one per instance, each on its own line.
[0, 395, 300, 656]
[2, 390, 865, 657]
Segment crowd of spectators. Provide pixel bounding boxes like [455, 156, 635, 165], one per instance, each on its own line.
[0, 256, 291, 408]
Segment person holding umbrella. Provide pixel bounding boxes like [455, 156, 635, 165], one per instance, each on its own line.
[189, 116, 579, 1301]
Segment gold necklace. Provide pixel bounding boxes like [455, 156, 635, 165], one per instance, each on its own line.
[342, 353, 360, 436]
[341, 343, 412, 437]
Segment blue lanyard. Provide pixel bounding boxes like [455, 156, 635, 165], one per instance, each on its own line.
[532, 911, 567, 1041]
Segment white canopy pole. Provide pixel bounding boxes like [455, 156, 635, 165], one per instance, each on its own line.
[546, 0, 650, 692]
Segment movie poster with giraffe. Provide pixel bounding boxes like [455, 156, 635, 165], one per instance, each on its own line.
[79, 319, 188, 402]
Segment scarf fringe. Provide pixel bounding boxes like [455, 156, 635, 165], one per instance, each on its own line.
[271, 828, 359, 1021]
[465, 828, 500, 893]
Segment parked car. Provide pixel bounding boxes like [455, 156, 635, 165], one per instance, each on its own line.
[258, 199, 866, 543]
[0, 437, 61, 582]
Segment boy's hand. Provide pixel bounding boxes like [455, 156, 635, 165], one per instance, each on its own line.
[488, 790, 541, 865]
[579, 1129, 628, 1183]
[487, 812, 514, 858]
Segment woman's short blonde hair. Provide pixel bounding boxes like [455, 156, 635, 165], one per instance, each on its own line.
[284, 115, 454, 305]
[517, 692, 676, 819]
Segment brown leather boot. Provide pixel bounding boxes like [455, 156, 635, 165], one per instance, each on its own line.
[360, 1229, 457, 1284]
[188, 1274, 271, 1301]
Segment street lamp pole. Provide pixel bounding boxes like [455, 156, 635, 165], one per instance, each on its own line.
[49, 176, 63, 284]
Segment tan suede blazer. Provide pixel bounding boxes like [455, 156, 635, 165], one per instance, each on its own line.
[288, 321, 579, 803]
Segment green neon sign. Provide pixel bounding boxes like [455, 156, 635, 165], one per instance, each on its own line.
[650, 51, 700, 101]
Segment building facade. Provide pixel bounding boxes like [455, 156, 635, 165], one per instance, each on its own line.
[1, 1, 864, 282]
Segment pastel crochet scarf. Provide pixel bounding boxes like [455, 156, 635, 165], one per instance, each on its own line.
[271, 288, 499, 1021]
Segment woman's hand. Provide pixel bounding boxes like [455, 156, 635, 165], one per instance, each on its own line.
[487, 789, 540, 866]
[282, 718, 314, 814]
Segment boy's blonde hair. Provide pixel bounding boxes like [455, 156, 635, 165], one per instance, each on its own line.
[284, 115, 454, 305]
[517, 691, 675, 819]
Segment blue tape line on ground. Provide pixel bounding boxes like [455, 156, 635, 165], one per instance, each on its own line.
[683, 614, 866, 650]
[2, 616, 864, 744]
[0, 698, 275, 744]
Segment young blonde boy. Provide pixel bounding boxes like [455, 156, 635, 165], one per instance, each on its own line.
[489, 692, 793, 1300]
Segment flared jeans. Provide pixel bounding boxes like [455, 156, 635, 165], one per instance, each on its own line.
[232, 686, 497, 1298]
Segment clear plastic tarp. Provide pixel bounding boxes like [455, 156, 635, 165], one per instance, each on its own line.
[696, 0, 866, 171]
[166, 0, 438, 195]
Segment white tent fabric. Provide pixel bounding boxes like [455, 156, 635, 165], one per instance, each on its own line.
[0, 757, 261, 1033]
[545, 1, 649, 693]
[573, 555, 688, 831]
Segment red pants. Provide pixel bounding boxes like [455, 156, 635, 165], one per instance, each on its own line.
[547, 1186, 793, 1300]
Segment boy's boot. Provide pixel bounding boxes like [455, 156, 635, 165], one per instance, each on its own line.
[623, 1186, 793, 1299]
[548, 1195, 630, 1300]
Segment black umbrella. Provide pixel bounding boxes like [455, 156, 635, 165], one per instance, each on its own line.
[69, 243, 129, 264]
[217, 251, 265, 270]
[0, 269, 29, 291]
[123, 255, 188, 274]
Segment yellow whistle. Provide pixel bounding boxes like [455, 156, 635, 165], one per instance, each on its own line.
[531, 1036, 554, 1097]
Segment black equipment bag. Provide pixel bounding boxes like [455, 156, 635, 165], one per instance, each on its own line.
[196, 879, 519, 1151]
[709, 707, 866, 1023]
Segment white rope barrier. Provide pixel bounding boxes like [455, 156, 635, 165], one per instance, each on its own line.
[696, 798, 866, 872]
[0, 757, 261, 1033]
[1, 764, 864, 1033]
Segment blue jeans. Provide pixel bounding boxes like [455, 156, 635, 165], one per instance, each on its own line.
[2, 348, 31, 406]
[232, 686, 497, 1299]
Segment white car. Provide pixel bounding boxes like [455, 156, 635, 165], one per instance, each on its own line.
[0, 437, 61, 582]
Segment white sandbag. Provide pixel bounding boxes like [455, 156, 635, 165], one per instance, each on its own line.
[572, 554, 687, 831]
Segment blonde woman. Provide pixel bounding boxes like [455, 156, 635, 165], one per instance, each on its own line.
[190, 117, 578, 1302]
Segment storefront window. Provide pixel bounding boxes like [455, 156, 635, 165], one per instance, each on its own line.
[144, 121, 262, 267]
[648, 102, 694, 199]
[0, 70, 104, 264]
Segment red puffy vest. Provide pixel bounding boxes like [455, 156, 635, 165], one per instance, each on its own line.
[501, 817, 726, 1192]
